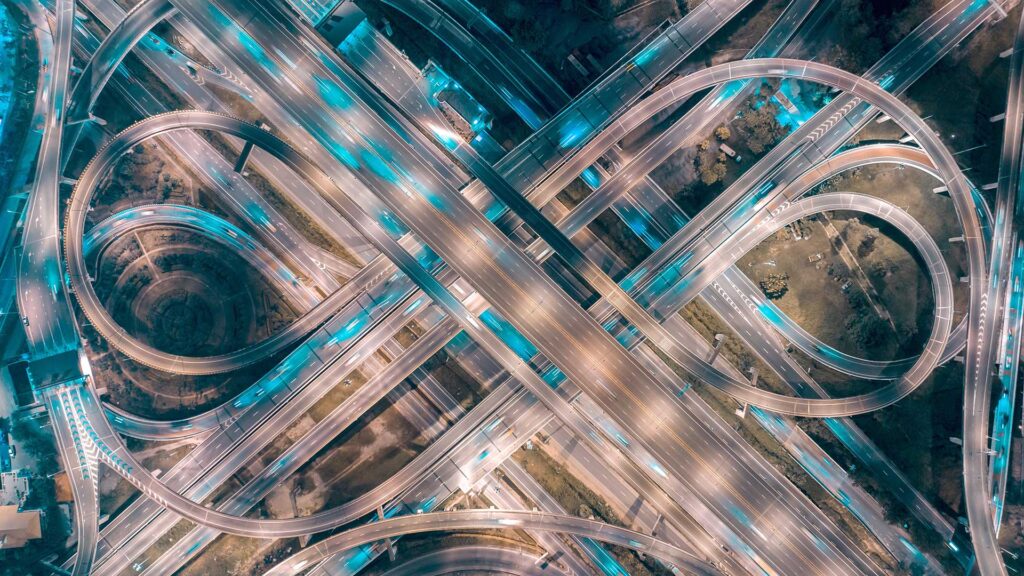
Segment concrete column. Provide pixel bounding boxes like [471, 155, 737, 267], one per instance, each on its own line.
[706, 334, 725, 364]
[234, 140, 255, 174]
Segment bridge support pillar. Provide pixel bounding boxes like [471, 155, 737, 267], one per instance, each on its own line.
[39, 560, 71, 576]
[706, 334, 725, 365]
[66, 114, 106, 127]
[734, 369, 758, 419]
[379, 504, 397, 562]
[234, 141, 255, 174]
[651, 513, 664, 537]
[987, 0, 1008, 21]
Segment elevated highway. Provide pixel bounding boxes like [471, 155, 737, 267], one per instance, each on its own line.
[376, 545, 565, 576]
[67, 105, 956, 573]
[34, 2, 1015, 569]
[17, 0, 78, 359]
[962, 7, 1024, 576]
[260, 509, 718, 576]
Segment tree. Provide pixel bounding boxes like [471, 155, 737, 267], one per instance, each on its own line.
[845, 314, 889, 350]
[857, 234, 877, 258]
[12, 418, 58, 475]
[695, 148, 727, 185]
[759, 273, 790, 299]
[736, 101, 786, 154]
[847, 289, 868, 311]
[827, 0, 883, 73]
[714, 125, 731, 141]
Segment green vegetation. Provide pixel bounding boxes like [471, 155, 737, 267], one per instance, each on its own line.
[758, 272, 789, 300]
[11, 417, 59, 476]
[680, 299, 786, 393]
[826, 0, 884, 72]
[85, 224, 298, 419]
[672, 86, 787, 215]
[843, 290, 891, 351]
[0, 476, 70, 576]
[590, 209, 653, 269]
[738, 216, 909, 365]
[0, 0, 39, 193]
[420, 348, 486, 410]
[2, 415, 70, 574]
[86, 318, 286, 420]
[734, 88, 787, 154]
[90, 143, 195, 223]
[824, 0, 939, 74]
[695, 140, 728, 185]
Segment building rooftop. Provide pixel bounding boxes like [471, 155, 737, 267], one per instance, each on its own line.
[0, 470, 30, 508]
[0, 505, 41, 549]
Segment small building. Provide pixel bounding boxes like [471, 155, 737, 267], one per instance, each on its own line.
[772, 88, 799, 115]
[53, 472, 73, 504]
[317, 0, 366, 46]
[423, 62, 493, 134]
[26, 349, 85, 391]
[0, 506, 41, 549]
[0, 470, 30, 507]
[6, 360, 36, 407]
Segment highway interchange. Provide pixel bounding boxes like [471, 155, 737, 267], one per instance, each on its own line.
[4, 0, 1024, 574]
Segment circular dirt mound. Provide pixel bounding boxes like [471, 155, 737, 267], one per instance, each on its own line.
[134, 276, 228, 356]
[100, 231, 269, 358]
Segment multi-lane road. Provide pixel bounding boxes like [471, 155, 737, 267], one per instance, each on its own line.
[11, 0, 1024, 574]
[151, 4, 888, 569]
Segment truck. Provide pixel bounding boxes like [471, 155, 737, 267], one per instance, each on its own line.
[772, 88, 799, 115]
[719, 143, 742, 163]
